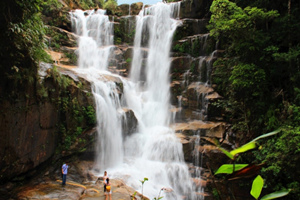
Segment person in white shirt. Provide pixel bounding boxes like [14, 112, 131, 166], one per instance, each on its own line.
[61, 162, 69, 186]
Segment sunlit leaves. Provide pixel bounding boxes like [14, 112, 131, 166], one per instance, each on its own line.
[215, 140, 256, 160]
[250, 129, 281, 142]
[208, 0, 278, 39]
[260, 189, 291, 200]
[250, 175, 264, 199]
[216, 145, 234, 160]
[230, 142, 257, 156]
[215, 130, 280, 160]
[215, 164, 248, 175]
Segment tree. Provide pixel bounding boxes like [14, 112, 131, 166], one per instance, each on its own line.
[0, 0, 49, 99]
[207, 0, 300, 199]
[208, 0, 279, 134]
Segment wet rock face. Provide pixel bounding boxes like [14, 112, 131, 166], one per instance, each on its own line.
[0, 99, 59, 183]
[116, 4, 131, 16]
[0, 66, 96, 184]
[180, 0, 213, 19]
[122, 109, 138, 137]
[114, 16, 136, 45]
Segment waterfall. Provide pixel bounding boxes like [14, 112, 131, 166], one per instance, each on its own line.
[120, 2, 195, 199]
[71, 9, 124, 170]
[71, 9, 114, 70]
[71, 2, 196, 199]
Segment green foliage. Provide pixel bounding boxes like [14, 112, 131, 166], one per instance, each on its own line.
[104, 0, 118, 14]
[37, 84, 49, 98]
[41, 0, 63, 16]
[208, 0, 279, 40]
[7, 4, 49, 63]
[84, 106, 96, 126]
[230, 141, 256, 157]
[254, 126, 300, 199]
[140, 177, 148, 200]
[216, 130, 279, 161]
[173, 43, 189, 54]
[260, 189, 291, 200]
[250, 129, 281, 142]
[45, 26, 69, 50]
[215, 164, 248, 175]
[207, 0, 300, 149]
[229, 63, 266, 97]
[251, 175, 264, 199]
[65, 52, 78, 64]
[126, 58, 132, 63]
[0, 0, 53, 100]
[214, 130, 290, 199]
[131, 191, 137, 200]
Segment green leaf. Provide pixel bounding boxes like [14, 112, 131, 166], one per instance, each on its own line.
[230, 141, 257, 156]
[218, 146, 235, 160]
[215, 164, 248, 175]
[260, 189, 291, 200]
[140, 177, 148, 184]
[251, 129, 281, 142]
[250, 175, 264, 199]
[214, 138, 234, 159]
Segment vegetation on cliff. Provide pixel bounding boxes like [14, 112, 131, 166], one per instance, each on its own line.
[0, 0, 97, 185]
[0, 0, 50, 99]
[208, 0, 300, 198]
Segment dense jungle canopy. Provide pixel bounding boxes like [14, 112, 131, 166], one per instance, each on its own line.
[0, 0, 299, 199]
[208, 0, 300, 198]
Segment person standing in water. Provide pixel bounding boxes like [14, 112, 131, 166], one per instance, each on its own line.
[105, 177, 112, 200]
[61, 162, 69, 186]
[103, 171, 108, 192]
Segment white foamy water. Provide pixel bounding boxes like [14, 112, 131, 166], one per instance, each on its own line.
[71, 9, 123, 170]
[71, 9, 114, 70]
[71, 3, 197, 199]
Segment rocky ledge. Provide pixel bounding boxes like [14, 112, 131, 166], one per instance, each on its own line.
[14, 160, 147, 200]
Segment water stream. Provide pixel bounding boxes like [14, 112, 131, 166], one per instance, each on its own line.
[71, 3, 197, 199]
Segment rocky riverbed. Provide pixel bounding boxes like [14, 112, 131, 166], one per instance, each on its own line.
[13, 160, 146, 200]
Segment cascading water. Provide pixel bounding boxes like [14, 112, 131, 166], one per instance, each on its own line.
[71, 9, 114, 70]
[119, 3, 196, 199]
[71, 9, 124, 170]
[71, 2, 197, 199]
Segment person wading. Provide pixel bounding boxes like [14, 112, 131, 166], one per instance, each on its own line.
[105, 177, 112, 200]
[103, 171, 108, 192]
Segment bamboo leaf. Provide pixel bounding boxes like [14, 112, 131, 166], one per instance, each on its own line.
[219, 146, 234, 159]
[260, 189, 291, 200]
[213, 138, 234, 160]
[251, 129, 281, 142]
[215, 164, 248, 175]
[230, 141, 257, 156]
[250, 175, 264, 199]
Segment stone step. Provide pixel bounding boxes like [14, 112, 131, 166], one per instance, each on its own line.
[171, 120, 225, 138]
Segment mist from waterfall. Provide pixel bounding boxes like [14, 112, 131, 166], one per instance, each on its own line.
[71, 3, 197, 199]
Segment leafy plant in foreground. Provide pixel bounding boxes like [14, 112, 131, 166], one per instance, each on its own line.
[214, 130, 291, 199]
[140, 177, 148, 200]
[131, 177, 164, 200]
